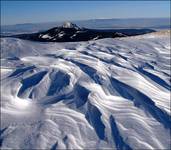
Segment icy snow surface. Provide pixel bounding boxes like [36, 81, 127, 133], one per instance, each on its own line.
[0, 32, 171, 149]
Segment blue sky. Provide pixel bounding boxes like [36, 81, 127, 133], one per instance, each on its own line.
[1, 1, 170, 25]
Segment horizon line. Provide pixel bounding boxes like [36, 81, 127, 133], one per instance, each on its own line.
[1, 17, 170, 26]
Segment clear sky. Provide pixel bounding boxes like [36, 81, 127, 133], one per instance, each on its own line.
[1, 1, 170, 25]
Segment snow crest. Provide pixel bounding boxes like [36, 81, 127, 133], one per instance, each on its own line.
[0, 33, 171, 149]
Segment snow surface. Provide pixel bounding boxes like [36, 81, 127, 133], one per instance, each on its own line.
[0, 32, 171, 149]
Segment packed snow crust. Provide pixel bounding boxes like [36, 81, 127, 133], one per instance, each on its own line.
[0, 32, 171, 149]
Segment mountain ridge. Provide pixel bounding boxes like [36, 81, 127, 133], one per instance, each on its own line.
[2, 22, 155, 42]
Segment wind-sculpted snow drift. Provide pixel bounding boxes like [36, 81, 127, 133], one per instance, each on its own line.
[0, 31, 171, 149]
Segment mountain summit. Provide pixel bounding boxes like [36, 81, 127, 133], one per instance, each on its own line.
[62, 21, 80, 29]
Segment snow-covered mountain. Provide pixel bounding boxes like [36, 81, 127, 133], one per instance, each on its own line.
[0, 30, 170, 149]
[5, 22, 155, 42]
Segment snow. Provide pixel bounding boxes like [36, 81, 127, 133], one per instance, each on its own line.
[92, 36, 100, 40]
[58, 32, 65, 38]
[70, 34, 77, 39]
[41, 34, 52, 39]
[0, 32, 170, 149]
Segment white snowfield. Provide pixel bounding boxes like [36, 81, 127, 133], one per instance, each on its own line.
[0, 31, 171, 149]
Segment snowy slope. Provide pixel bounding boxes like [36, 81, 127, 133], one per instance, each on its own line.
[0, 31, 171, 149]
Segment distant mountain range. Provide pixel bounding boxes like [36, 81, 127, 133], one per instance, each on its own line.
[3, 22, 155, 42]
[1, 18, 170, 35]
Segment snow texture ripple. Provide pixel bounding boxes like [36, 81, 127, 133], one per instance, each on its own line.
[0, 31, 171, 149]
